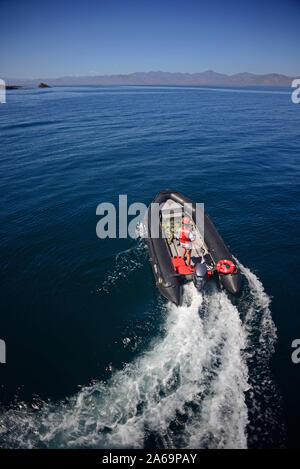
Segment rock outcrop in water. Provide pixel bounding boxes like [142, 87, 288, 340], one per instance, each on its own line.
[5, 85, 22, 90]
[38, 82, 51, 88]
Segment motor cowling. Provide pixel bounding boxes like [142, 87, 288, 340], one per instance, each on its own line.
[193, 261, 208, 291]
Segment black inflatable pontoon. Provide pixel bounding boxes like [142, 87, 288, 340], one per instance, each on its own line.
[146, 190, 241, 305]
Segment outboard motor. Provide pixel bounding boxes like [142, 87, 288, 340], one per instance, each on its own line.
[193, 260, 208, 291]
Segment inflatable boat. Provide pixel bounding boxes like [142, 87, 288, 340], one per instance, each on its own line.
[146, 190, 241, 305]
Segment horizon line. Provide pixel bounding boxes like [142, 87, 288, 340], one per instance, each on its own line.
[3, 69, 300, 81]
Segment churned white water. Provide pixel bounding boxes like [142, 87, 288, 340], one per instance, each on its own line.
[236, 260, 284, 447]
[0, 257, 279, 449]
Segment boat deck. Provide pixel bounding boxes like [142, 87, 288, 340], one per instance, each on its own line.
[160, 198, 209, 269]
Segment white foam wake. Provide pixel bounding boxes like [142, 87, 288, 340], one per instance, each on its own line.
[0, 247, 283, 449]
[237, 260, 277, 357]
[0, 281, 251, 449]
[235, 260, 285, 447]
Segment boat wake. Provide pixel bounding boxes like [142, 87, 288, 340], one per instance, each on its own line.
[236, 261, 286, 447]
[0, 257, 283, 448]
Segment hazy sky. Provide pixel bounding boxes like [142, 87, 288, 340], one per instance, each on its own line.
[0, 0, 299, 78]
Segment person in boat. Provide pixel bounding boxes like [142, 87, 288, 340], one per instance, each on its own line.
[178, 217, 195, 266]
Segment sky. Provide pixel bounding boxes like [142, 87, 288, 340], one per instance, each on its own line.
[0, 0, 299, 78]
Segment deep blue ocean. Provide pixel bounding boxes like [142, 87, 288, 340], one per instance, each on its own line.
[0, 85, 299, 448]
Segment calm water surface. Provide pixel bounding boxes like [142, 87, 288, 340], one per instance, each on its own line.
[0, 85, 299, 448]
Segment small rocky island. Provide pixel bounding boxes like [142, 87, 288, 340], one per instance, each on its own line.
[5, 85, 22, 90]
[38, 82, 51, 88]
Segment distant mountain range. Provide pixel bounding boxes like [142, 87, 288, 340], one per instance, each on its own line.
[5, 70, 298, 87]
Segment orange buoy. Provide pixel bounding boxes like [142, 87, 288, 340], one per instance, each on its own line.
[216, 259, 236, 274]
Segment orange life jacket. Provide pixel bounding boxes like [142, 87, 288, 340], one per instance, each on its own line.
[179, 227, 191, 244]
